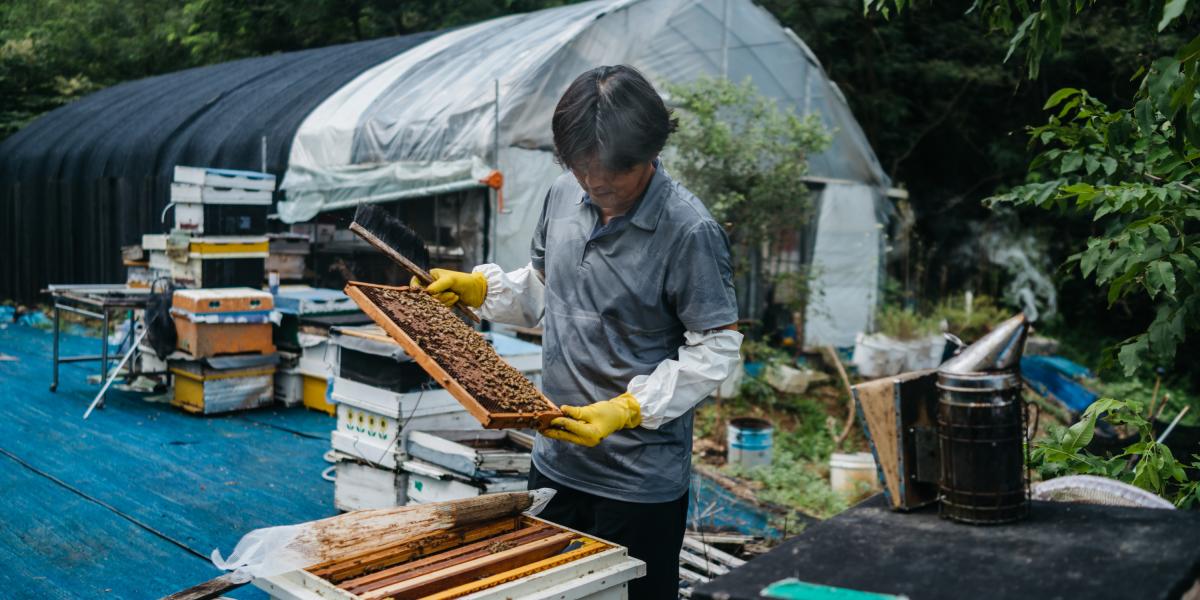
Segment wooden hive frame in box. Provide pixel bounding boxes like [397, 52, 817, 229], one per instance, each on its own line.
[344, 282, 561, 429]
[852, 369, 940, 511]
[256, 516, 640, 600]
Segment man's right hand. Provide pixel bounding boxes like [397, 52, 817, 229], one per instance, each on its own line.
[412, 269, 488, 308]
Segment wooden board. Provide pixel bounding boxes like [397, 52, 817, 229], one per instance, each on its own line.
[852, 369, 939, 511]
[344, 281, 560, 430]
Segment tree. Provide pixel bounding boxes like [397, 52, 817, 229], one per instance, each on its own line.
[666, 77, 830, 317]
[866, 0, 1200, 375]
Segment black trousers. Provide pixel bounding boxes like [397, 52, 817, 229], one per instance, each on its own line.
[528, 464, 687, 600]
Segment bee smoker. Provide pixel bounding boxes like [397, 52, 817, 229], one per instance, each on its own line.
[936, 313, 1030, 525]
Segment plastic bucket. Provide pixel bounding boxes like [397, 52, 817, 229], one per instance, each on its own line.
[728, 417, 773, 469]
[830, 452, 878, 495]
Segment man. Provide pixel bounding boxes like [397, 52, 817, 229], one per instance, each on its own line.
[418, 65, 743, 599]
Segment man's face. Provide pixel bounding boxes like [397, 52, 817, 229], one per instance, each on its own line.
[570, 156, 655, 212]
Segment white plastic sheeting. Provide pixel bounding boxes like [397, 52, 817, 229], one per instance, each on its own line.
[277, 0, 890, 274]
[804, 183, 883, 348]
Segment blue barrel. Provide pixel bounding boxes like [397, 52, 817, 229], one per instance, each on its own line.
[728, 417, 773, 468]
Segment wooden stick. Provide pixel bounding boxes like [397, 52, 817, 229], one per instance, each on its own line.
[160, 573, 244, 600]
[357, 532, 577, 599]
[419, 539, 611, 600]
[823, 346, 856, 447]
[349, 222, 479, 323]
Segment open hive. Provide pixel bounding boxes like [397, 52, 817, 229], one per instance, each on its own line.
[344, 282, 560, 429]
[313, 516, 609, 599]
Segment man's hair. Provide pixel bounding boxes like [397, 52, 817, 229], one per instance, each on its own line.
[551, 65, 678, 173]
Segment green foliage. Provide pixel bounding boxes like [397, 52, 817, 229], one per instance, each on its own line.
[875, 304, 939, 340]
[1090, 377, 1200, 426]
[988, 88, 1199, 375]
[0, 0, 572, 141]
[667, 76, 829, 249]
[719, 393, 851, 518]
[932, 294, 1011, 341]
[1030, 397, 1200, 507]
[864, 0, 1200, 377]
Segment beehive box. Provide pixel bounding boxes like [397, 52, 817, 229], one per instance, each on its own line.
[171, 288, 275, 358]
[403, 459, 527, 505]
[407, 430, 533, 479]
[344, 282, 559, 429]
[170, 355, 277, 414]
[254, 515, 645, 600]
[334, 454, 409, 511]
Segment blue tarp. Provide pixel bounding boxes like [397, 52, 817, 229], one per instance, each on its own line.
[1021, 356, 1098, 415]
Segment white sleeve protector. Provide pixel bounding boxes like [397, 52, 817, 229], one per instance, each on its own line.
[628, 328, 744, 429]
[472, 263, 545, 328]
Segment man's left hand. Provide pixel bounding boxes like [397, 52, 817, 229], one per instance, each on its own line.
[542, 393, 642, 447]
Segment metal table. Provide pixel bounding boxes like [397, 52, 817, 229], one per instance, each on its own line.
[47, 284, 154, 408]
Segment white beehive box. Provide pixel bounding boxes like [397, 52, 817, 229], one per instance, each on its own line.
[402, 459, 527, 505]
[332, 455, 407, 512]
[173, 165, 276, 191]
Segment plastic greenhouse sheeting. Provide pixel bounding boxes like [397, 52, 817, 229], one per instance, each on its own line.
[804, 183, 883, 349]
[278, 0, 890, 270]
[1, 0, 892, 352]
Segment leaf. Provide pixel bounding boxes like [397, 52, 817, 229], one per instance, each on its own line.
[1098, 156, 1118, 177]
[1146, 260, 1177, 297]
[1149, 223, 1171, 244]
[1118, 336, 1148, 376]
[1060, 151, 1084, 174]
[1043, 88, 1079, 110]
[1159, 0, 1189, 31]
[1136, 99, 1156, 134]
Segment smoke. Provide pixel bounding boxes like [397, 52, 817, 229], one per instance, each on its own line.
[981, 228, 1058, 322]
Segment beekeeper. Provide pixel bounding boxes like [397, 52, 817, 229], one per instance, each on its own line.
[419, 64, 742, 599]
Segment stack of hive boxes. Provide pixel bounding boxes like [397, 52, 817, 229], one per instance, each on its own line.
[168, 288, 279, 414]
[327, 326, 543, 511]
[140, 166, 274, 289]
[273, 286, 369, 413]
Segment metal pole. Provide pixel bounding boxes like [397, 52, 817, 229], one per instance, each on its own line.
[99, 309, 109, 409]
[83, 329, 147, 420]
[720, 0, 729, 79]
[261, 135, 268, 173]
[51, 301, 60, 392]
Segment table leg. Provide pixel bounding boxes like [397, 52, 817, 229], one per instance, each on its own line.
[50, 302, 61, 392]
[99, 309, 109, 409]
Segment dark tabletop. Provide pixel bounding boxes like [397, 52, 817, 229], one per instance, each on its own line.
[694, 494, 1200, 600]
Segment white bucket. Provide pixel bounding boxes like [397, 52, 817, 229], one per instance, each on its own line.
[727, 417, 773, 469]
[830, 452, 878, 495]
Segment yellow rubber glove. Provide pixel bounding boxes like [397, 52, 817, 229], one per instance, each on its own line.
[542, 393, 642, 447]
[411, 268, 488, 308]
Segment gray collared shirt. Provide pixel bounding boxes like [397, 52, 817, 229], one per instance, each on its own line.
[531, 164, 738, 503]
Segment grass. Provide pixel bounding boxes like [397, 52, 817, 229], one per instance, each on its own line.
[693, 375, 870, 519]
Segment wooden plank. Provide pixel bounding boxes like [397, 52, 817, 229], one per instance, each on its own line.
[340, 523, 559, 592]
[310, 517, 521, 581]
[357, 532, 578, 599]
[681, 535, 746, 568]
[852, 376, 902, 509]
[344, 282, 560, 430]
[418, 539, 611, 600]
[679, 548, 730, 576]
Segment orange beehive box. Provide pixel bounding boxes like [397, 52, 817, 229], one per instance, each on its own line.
[172, 287, 273, 314]
[172, 288, 276, 358]
[172, 320, 275, 358]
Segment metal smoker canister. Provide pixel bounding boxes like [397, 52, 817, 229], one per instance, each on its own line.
[936, 370, 1029, 524]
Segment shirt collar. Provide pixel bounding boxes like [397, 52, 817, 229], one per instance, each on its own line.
[576, 160, 669, 231]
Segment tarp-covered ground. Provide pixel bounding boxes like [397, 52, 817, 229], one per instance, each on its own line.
[0, 323, 334, 598]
